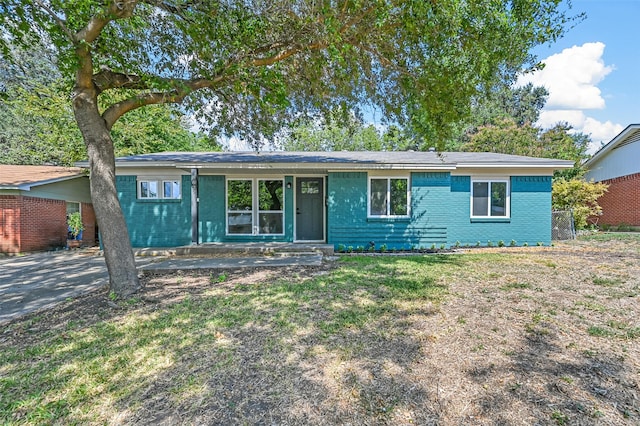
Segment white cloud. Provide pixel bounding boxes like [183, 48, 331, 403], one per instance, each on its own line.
[517, 42, 623, 153]
[538, 110, 623, 154]
[519, 42, 613, 109]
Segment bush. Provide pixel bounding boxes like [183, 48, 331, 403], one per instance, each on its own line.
[552, 178, 608, 229]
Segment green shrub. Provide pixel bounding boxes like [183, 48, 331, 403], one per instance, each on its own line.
[552, 178, 608, 229]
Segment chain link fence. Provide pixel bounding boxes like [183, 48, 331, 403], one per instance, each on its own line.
[552, 210, 575, 240]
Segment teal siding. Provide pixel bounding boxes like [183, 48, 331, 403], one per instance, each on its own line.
[447, 176, 552, 246]
[117, 175, 192, 247]
[25, 177, 92, 203]
[118, 171, 552, 248]
[328, 172, 449, 249]
[328, 172, 553, 249]
[198, 175, 294, 243]
[198, 175, 226, 242]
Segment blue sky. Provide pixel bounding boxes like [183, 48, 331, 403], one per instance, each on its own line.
[521, 0, 640, 152]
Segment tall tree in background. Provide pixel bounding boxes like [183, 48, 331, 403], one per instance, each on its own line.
[277, 107, 412, 151]
[445, 82, 550, 151]
[1, 40, 219, 166]
[1, 0, 577, 298]
[451, 81, 590, 177]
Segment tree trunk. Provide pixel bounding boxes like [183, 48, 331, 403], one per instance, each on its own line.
[73, 87, 140, 298]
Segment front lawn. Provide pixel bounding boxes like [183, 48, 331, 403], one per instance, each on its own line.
[1, 238, 639, 424]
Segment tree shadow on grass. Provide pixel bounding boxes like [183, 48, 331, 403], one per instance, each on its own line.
[464, 317, 638, 424]
[1, 257, 466, 424]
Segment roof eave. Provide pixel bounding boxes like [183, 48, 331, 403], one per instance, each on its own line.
[455, 162, 574, 169]
[0, 173, 87, 190]
[584, 123, 640, 167]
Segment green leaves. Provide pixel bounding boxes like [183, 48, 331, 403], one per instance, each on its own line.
[2, 0, 578, 147]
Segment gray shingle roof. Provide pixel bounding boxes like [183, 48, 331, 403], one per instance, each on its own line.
[112, 151, 573, 169]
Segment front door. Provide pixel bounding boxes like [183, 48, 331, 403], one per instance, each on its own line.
[295, 177, 324, 241]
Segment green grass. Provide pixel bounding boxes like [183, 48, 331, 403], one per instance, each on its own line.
[1, 241, 638, 425]
[0, 255, 460, 424]
[591, 275, 624, 287]
[578, 232, 640, 243]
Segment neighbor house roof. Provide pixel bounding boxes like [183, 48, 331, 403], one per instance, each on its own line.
[583, 123, 640, 169]
[104, 151, 573, 171]
[0, 165, 87, 190]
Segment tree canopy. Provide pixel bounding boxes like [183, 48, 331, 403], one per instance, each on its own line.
[1, 0, 579, 146]
[0, 40, 220, 166]
[276, 108, 412, 151]
[0, 0, 580, 297]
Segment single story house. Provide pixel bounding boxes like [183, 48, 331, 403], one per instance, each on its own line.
[107, 151, 572, 249]
[0, 165, 96, 253]
[584, 124, 640, 228]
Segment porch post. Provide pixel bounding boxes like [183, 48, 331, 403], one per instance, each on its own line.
[191, 168, 199, 245]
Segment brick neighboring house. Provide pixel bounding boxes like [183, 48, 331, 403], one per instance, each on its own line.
[0, 165, 96, 253]
[584, 124, 640, 228]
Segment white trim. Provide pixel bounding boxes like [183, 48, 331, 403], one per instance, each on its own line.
[294, 175, 326, 243]
[367, 175, 411, 219]
[470, 178, 510, 219]
[584, 124, 640, 168]
[138, 179, 159, 199]
[137, 178, 182, 200]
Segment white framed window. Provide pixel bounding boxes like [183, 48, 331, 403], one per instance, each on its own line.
[138, 179, 181, 200]
[368, 176, 410, 218]
[226, 178, 284, 235]
[471, 179, 510, 218]
[163, 180, 181, 199]
[66, 201, 80, 215]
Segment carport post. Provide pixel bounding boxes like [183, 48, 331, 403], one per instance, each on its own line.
[191, 168, 198, 245]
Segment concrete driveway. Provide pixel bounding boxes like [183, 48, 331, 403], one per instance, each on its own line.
[0, 251, 156, 324]
[0, 250, 325, 324]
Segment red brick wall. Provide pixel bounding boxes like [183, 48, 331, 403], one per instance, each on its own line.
[81, 202, 97, 247]
[0, 195, 97, 253]
[20, 197, 67, 252]
[597, 172, 640, 227]
[0, 195, 21, 253]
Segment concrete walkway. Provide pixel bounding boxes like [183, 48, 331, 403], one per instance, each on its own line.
[0, 250, 324, 325]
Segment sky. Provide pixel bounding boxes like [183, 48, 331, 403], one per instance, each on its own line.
[518, 0, 640, 153]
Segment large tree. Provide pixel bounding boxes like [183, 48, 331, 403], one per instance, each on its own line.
[0, 0, 577, 298]
[1, 39, 220, 166]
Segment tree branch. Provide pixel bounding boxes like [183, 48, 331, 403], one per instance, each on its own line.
[250, 41, 327, 67]
[92, 68, 146, 92]
[77, 1, 138, 44]
[33, 0, 75, 43]
[101, 76, 224, 128]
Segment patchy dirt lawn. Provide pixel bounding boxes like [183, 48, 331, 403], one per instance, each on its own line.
[1, 236, 639, 425]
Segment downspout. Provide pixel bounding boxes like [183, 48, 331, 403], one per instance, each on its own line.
[191, 168, 199, 245]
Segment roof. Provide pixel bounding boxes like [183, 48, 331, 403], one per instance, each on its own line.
[106, 151, 573, 171]
[0, 165, 87, 191]
[584, 124, 640, 168]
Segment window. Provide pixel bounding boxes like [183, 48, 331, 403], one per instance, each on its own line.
[66, 202, 80, 215]
[369, 177, 409, 217]
[163, 181, 181, 199]
[227, 180, 253, 234]
[301, 180, 319, 194]
[227, 178, 284, 235]
[139, 181, 159, 199]
[471, 179, 509, 218]
[138, 179, 181, 199]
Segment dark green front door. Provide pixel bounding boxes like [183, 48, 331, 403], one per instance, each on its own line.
[295, 177, 324, 241]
